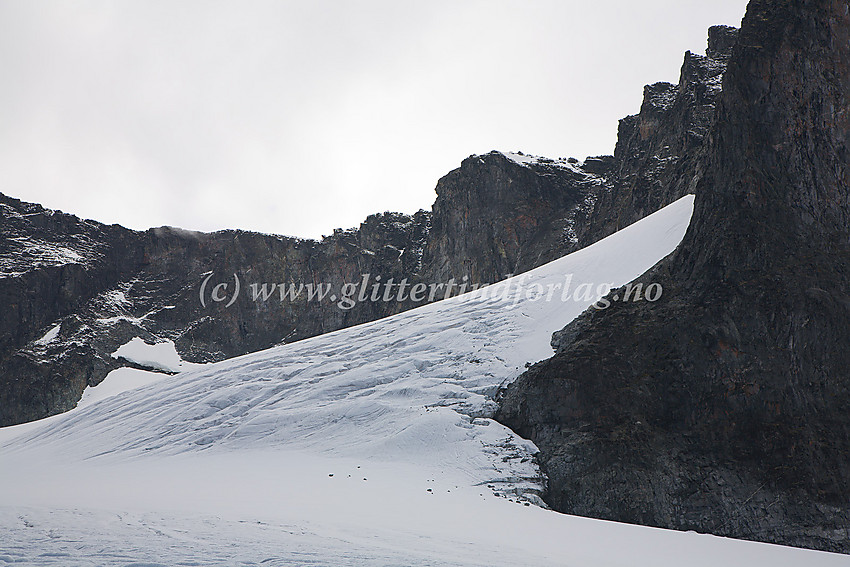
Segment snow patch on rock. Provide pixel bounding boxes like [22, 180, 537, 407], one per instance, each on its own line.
[33, 324, 61, 346]
[111, 337, 205, 373]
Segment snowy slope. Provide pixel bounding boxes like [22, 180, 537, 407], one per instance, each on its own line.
[1, 195, 846, 566]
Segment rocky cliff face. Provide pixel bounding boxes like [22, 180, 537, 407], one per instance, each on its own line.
[1, 26, 737, 430]
[498, 0, 850, 553]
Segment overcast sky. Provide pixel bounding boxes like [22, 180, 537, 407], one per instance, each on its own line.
[0, 1, 748, 239]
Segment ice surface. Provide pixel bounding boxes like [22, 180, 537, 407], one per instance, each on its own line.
[77, 367, 171, 408]
[1, 195, 844, 565]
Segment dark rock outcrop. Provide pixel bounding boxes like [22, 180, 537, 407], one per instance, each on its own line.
[422, 151, 604, 285]
[498, 0, 850, 553]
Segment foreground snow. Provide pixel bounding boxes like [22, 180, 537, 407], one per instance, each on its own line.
[1, 195, 845, 565]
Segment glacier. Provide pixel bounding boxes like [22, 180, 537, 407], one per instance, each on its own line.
[1, 194, 845, 566]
